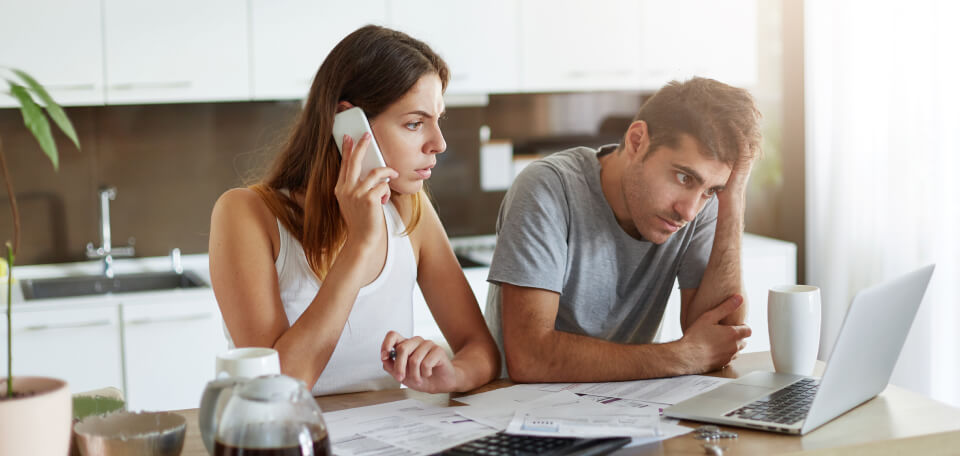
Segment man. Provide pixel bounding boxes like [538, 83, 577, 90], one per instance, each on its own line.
[485, 77, 761, 382]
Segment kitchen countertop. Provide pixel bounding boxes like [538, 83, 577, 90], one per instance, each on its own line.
[4, 232, 791, 311]
[4, 253, 213, 309]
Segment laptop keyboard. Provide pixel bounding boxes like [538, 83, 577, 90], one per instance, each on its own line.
[434, 432, 631, 456]
[725, 378, 820, 425]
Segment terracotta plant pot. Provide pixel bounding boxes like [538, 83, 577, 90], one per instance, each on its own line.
[0, 376, 72, 456]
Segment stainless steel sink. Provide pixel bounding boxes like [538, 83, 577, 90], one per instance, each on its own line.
[20, 271, 208, 300]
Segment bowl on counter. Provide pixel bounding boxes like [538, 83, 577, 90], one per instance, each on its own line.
[74, 411, 186, 456]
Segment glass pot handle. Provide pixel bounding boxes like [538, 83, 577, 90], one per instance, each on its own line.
[198, 378, 244, 455]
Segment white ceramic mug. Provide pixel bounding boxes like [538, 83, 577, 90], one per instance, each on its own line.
[215, 347, 281, 379]
[767, 285, 821, 375]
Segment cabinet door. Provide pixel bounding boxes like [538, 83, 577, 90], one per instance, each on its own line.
[637, 0, 758, 88]
[121, 293, 226, 411]
[520, 0, 642, 92]
[102, 0, 249, 104]
[390, 1, 521, 95]
[0, 304, 123, 394]
[740, 235, 797, 353]
[0, 0, 105, 107]
[249, 0, 388, 100]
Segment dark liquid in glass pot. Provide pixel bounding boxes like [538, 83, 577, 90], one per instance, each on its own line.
[213, 422, 331, 456]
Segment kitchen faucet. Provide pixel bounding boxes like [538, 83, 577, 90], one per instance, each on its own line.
[86, 186, 135, 278]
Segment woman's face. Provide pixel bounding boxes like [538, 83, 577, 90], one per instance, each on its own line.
[369, 73, 447, 195]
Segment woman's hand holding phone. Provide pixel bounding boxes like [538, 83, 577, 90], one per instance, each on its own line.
[334, 133, 398, 251]
[380, 331, 460, 394]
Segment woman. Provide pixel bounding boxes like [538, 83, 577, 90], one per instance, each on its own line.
[208, 25, 499, 395]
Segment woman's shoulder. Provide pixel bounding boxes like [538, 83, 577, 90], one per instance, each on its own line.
[215, 187, 270, 216]
[211, 187, 282, 257]
[212, 188, 279, 234]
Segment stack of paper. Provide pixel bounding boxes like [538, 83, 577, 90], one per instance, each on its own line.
[323, 375, 732, 455]
[455, 374, 733, 448]
[325, 399, 496, 456]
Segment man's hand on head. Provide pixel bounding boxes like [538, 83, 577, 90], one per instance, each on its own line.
[721, 137, 762, 200]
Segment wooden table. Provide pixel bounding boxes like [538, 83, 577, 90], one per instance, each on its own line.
[175, 352, 960, 455]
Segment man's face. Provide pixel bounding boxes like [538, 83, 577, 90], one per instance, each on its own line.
[621, 134, 731, 244]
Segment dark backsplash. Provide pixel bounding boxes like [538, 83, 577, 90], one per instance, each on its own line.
[0, 92, 647, 265]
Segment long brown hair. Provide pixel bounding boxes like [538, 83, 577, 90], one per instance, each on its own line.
[252, 25, 449, 280]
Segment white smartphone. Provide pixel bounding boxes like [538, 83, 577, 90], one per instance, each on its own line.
[332, 107, 388, 180]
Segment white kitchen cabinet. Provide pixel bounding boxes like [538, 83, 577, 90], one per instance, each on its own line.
[121, 291, 225, 411]
[0, 0, 105, 107]
[413, 267, 489, 344]
[102, 0, 249, 104]
[0, 302, 123, 394]
[390, 0, 521, 95]
[636, 0, 758, 88]
[656, 234, 797, 353]
[249, 0, 388, 100]
[519, 0, 643, 92]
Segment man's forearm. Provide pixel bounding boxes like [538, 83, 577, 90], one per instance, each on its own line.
[684, 194, 747, 329]
[505, 328, 692, 383]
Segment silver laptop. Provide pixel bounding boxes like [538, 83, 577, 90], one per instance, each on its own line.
[665, 264, 935, 435]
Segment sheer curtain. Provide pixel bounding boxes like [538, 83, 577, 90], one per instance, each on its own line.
[806, 0, 960, 406]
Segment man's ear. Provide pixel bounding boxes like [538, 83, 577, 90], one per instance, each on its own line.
[335, 101, 355, 114]
[624, 120, 650, 158]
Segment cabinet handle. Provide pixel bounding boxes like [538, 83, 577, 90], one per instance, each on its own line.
[45, 83, 97, 92]
[109, 81, 192, 90]
[21, 319, 112, 331]
[126, 313, 211, 326]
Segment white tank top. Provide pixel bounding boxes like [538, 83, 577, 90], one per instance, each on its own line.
[229, 201, 417, 396]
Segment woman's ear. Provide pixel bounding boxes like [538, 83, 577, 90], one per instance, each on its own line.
[335, 101, 355, 114]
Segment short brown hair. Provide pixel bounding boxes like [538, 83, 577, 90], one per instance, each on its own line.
[631, 77, 761, 164]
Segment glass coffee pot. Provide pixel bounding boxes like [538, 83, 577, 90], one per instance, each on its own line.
[200, 375, 330, 456]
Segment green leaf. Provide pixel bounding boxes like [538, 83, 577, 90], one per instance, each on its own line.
[11, 69, 80, 151]
[72, 395, 126, 420]
[8, 82, 58, 171]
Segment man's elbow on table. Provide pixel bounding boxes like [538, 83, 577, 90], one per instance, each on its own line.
[502, 329, 552, 383]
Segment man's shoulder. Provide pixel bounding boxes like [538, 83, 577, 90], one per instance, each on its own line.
[537, 146, 598, 174]
[512, 147, 598, 192]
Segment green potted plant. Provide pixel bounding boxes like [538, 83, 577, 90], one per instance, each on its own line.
[0, 67, 80, 456]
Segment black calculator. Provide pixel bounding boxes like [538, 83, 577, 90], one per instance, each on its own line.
[433, 432, 631, 456]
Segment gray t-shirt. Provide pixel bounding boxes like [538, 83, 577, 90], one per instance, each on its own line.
[485, 146, 717, 375]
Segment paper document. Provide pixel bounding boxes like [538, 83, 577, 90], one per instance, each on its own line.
[457, 388, 693, 447]
[520, 375, 732, 407]
[333, 434, 415, 456]
[577, 393, 664, 411]
[454, 385, 555, 429]
[504, 391, 661, 439]
[325, 399, 496, 455]
[455, 384, 552, 407]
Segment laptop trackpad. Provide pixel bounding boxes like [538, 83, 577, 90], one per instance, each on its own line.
[717, 383, 774, 402]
